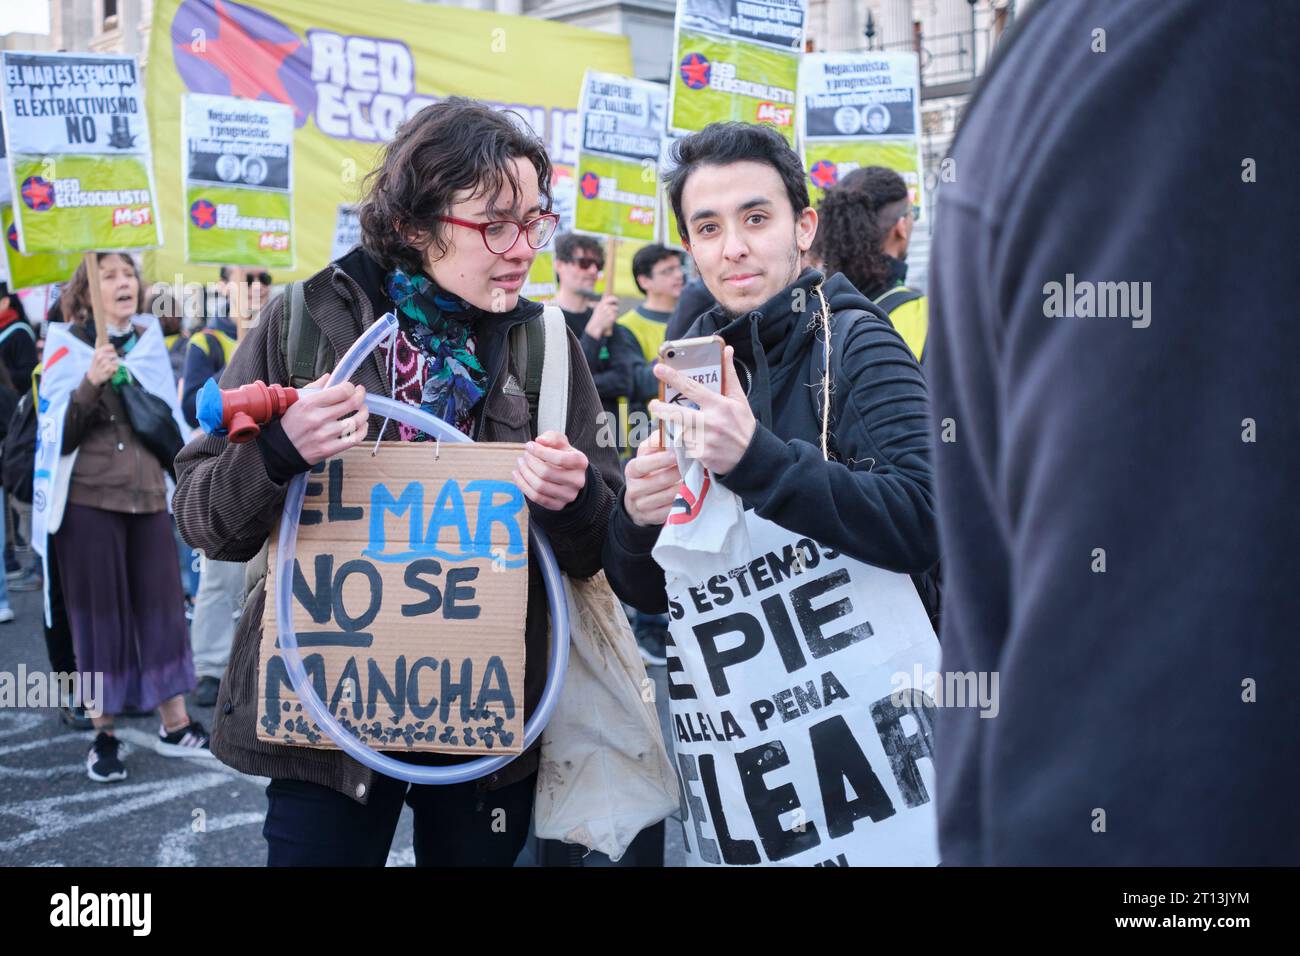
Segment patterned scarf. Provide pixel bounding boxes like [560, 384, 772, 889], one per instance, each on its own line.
[382, 269, 488, 437]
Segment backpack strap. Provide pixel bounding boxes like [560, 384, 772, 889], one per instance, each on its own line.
[537, 305, 569, 435]
[508, 305, 569, 436]
[0, 322, 34, 348]
[510, 312, 543, 432]
[281, 280, 331, 387]
[874, 285, 923, 314]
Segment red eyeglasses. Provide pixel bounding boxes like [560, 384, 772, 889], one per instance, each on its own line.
[435, 212, 560, 255]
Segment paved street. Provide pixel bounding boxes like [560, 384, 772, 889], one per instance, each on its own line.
[0, 578, 684, 866]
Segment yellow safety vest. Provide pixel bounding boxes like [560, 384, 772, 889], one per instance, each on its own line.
[876, 287, 929, 362]
[191, 327, 238, 368]
[617, 307, 669, 363]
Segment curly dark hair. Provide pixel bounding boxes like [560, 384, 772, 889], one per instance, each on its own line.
[359, 97, 553, 274]
[810, 166, 911, 297]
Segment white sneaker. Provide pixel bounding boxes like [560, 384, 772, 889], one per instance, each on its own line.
[0, 607, 14, 623]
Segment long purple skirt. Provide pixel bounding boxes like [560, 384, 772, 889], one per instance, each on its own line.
[52, 503, 195, 716]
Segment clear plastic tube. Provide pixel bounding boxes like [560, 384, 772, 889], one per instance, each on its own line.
[273, 312, 570, 784]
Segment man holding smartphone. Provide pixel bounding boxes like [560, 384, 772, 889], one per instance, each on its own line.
[604, 122, 938, 610]
[600, 123, 941, 866]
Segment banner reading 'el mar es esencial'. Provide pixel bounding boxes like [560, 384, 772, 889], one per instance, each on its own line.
[2, 51, 161, 255]
[146, 0, 633, 285]
[669, 0, 806, 146]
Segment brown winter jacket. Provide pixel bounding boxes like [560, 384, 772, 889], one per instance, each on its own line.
[62, 321, 169, 515]
[172, 248, 622, 804]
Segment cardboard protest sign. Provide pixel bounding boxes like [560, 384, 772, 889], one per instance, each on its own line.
[656, 485, 941, 866]
[575, 71, 666, 243]
[1, 52, 160, 253]
[669, 0, 805, 145]
[182, 93, 293, 268]
[799, 52, 924, 215]
[257, 443, 530, 755]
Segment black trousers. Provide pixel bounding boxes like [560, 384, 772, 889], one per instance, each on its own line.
[43, 543, 77, 676]
[264, 772, 536, 867]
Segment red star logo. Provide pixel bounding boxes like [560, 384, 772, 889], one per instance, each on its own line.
[810, 160, 838, 190]
[579, 172, 600, 200]
[179, 0, 303, 119]
[6, 223, 18, 250]
[21, 176, 54, 211]
[190, 199, 217, 228]
[679, 53, 711, 90]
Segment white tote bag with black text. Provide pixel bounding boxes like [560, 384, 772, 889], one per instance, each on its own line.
[653, 455, 942, 867]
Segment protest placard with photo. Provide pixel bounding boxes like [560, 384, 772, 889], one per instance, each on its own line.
[1, 51, 161, 253]
[257, 443, 530, 756]
[182, 92, 293, 268]
[799, 52, 924, 215]
[669, 0, 805, 145]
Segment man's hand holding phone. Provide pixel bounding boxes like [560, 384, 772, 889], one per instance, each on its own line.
[650, 345, 756, 475]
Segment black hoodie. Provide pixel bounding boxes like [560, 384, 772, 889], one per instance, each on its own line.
[603, 267, 938, 614]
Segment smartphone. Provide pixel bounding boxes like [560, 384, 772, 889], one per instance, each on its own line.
[656, 335, 725, 449]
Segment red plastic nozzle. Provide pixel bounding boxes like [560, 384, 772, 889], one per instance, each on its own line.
[221, 381, 299, 443]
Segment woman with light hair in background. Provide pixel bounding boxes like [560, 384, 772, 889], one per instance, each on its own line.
[47, 252, 211, 783]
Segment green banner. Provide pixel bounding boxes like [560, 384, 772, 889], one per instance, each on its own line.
[7, 154, 158, 254]
[146, 0, 633, 285]
[575, 154, 657, 243]
[1, 203, 79, 289]
[804, 139, 923, 214]
[670, 29, 798, 145]
[184, 184, 293, 268]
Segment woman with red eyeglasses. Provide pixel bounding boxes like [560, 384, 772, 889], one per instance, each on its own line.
[172, 97, 624, 866]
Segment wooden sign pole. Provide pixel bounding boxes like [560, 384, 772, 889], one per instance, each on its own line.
[82, 252, 109, 347]
[227, 266, 249, 341]
[605, 237, 619, 299]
